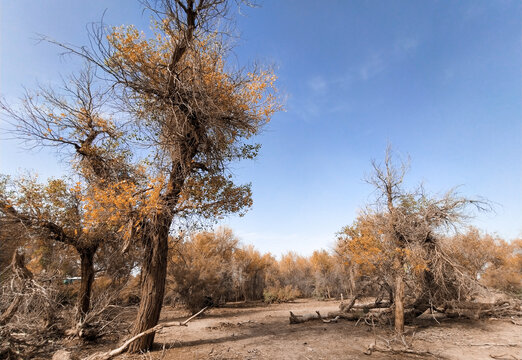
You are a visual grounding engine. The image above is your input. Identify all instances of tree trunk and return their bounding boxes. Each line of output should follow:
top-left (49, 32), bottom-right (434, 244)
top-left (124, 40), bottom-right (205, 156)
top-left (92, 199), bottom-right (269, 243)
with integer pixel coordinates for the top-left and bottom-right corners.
top-left (128, 220), bottom-right (170, 353)
top-left (349, 266), bottom-right (356, 296)
top-left (394, 274), bottom-right (405, 334)
top-left (77, 247), bottom-right (96, 322)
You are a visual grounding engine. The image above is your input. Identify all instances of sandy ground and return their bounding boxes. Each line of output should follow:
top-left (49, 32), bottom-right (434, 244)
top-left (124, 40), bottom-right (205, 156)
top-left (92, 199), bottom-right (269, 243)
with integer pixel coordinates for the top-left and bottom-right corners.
top-left (104, 299), bottom-right (522, 360)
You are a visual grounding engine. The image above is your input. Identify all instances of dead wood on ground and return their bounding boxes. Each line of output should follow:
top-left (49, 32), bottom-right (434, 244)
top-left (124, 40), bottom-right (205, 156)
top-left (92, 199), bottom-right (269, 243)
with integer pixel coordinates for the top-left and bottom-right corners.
top-left (83, 306), bottom-right (208, 360)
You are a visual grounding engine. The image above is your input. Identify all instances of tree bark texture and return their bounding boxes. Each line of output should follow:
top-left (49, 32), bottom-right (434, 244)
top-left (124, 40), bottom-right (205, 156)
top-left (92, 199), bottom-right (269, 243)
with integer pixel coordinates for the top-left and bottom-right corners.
top-left (128, 219), bottom-right (170, 353)
top-left (394, 274), bottom-right (405, 334)
top-left (78, 247), bottom-right (97, 321)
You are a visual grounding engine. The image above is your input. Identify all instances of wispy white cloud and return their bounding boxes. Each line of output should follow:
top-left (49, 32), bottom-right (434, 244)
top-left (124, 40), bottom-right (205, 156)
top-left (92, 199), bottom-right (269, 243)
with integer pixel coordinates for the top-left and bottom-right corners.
top-left (293, 73), bottom-right (353, 120)
top-left (293, 36), bottom-right (420, 119)
top-left (359, 53), bottom-right (386, 81)
top-left (358, 37), bottom-right (418, 81)
top-left (394, 37), bottom-right (419, 54)
top-left (307, 76), bottom-right (328, 93)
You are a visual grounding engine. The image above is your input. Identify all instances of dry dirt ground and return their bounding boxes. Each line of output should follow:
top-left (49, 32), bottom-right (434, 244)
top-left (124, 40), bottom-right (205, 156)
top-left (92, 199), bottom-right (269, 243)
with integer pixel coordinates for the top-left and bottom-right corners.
top-left (90, 299), bottom-right (521, 360)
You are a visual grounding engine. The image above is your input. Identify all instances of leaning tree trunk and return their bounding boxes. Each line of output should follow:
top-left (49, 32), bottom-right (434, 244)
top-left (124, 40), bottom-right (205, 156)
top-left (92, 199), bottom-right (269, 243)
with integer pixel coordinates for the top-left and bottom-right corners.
top-left (77, 246), bottom-right (97, 322)
top-left (128, 218), bottom-right (170, 353)
top-left (394, 274), bottom-right (405, 334)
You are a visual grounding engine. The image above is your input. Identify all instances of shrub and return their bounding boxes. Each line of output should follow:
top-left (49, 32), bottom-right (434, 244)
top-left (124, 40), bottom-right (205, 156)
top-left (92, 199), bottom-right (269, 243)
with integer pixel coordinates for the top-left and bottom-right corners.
top-left (117, 275), bottom-right (141, 306)
top-left (263, 285), bottom-right (300, 304)
top-left (168, 228), bottom-right (238, 313)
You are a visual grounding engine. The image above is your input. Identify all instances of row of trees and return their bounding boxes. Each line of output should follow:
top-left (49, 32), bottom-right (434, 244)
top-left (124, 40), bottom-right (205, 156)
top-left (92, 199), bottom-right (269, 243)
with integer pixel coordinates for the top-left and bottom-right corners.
top-left (167, 227), bottom-right (355, 311)
top-left (1, 167), bottom-right (520, 356)
top-left (4, 201), bottom-right (517, 310)
top-left (167, 223), bottom-right (520, 316)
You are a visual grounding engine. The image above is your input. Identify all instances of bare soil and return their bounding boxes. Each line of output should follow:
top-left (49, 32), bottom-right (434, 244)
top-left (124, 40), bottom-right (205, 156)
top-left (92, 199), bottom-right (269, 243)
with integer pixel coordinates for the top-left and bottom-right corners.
top-left (98, 298), bottom-right (522, 360)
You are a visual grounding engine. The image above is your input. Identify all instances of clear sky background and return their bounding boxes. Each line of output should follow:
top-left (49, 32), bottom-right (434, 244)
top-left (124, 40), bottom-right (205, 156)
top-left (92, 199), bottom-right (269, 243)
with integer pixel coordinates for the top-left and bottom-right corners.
top-left (1, 0), bottom-right (520, 257)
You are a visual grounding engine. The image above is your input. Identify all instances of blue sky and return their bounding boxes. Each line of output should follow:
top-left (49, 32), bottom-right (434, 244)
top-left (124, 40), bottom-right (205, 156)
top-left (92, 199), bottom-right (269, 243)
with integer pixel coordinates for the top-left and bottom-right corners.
top-left (1, 0), bottom-right (520, 257)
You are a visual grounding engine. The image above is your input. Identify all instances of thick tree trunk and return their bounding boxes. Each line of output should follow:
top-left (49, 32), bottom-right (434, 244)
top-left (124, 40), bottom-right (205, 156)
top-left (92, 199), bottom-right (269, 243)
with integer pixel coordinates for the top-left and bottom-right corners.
top-left (127, 132), bottom-right (195, 352)
top-left (349, 266), bottom-right (356, 296)
top-left (394, 274), bottom-right (405, 334)
top-left (128, 220), bottom-right (170, 353)
top-left (77, 247), bottom-right (96, 321)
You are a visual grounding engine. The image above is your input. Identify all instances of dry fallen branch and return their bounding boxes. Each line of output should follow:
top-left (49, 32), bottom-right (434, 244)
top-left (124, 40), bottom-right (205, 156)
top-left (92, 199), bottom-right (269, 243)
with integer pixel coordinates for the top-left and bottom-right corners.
top-left (83, 306), bottom-right (208, 360)
top-left (364, 332), bottom-right (447, 358)
top-left (468, 343), bottom-right (518, 347)
top-left (489, 354), bottom-right (520, 360)
top-left (510, 318), bottom-right (522, 326)
top-left (289, 311), bottom-right (321, 324)
top-left (339, 281), bottom-right (374, 312)
top-left (444, 300), bottom-right (522, 320)
top-left (321, 315), bottom-right (340, 324)
top-left (363, 343), bottom-right (447, 359)
top-left (289, 310), bottom-right (363, 324)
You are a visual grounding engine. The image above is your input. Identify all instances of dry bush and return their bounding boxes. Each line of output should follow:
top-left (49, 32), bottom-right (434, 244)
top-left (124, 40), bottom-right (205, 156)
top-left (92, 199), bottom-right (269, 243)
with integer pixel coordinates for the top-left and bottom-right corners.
top-left (440, 230), bottom-right (522, 297)
top-left (481, 238), bottom-right (522, 296)
top-left (309, 250), bottom-right (354, 300)
top-left (334, 148), bottom-right (499, 331)
top-left (67, 282), bottom-right (135, 342)
top-left (441, 228), bottom-right (498, 280)
top-left (0, 253), bottom-right (66, 359)
top-left (0, 248), bottom-right (136, 360)
top-left (117, 275), bottom-right (141, 306)
top-left (167, 227), bottom-right (275, 311)
top-left (263, 285), bottom-right (301, 304)
top-left (272, 252), bottom-right (314, 297)
top-left (168, 228), bottom-right (238, 313)
top-left (232, 245), bottom-right (274, 301)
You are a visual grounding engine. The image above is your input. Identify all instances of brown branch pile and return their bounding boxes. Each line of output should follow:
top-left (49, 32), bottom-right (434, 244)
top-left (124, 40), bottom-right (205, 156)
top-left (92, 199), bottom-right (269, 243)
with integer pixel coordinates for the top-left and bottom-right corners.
top-left (0, 251), bottom-right (64, 359)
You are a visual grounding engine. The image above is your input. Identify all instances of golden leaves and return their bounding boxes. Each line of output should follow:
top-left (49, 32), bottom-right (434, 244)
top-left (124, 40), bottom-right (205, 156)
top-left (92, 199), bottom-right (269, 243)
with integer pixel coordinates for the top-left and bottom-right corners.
top-left (106, 21), bottom-right (282, 126)
top-left (80, 175), bottom-right (167, 234)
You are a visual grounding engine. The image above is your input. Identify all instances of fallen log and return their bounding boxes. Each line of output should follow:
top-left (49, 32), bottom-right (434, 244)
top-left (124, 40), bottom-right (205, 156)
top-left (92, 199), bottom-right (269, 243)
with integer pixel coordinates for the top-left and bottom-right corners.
top-left (352, 302), bottom-right (392, 311)
top-left (327, 311), bottom-right (367, 320)
top-left (289, 310), bottom-right (365, 324)
top-left (289, 311), bottom-right (321, 324)
top-left (443, 300), bottom-right (521, 320)
top-left (291, 298), bottom-right (521, 326)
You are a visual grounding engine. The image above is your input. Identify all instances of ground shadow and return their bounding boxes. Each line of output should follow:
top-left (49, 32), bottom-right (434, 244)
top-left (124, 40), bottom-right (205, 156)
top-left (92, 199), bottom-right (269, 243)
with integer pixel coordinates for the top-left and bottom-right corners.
top-left (154, 320), bottom-right (360, 350)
